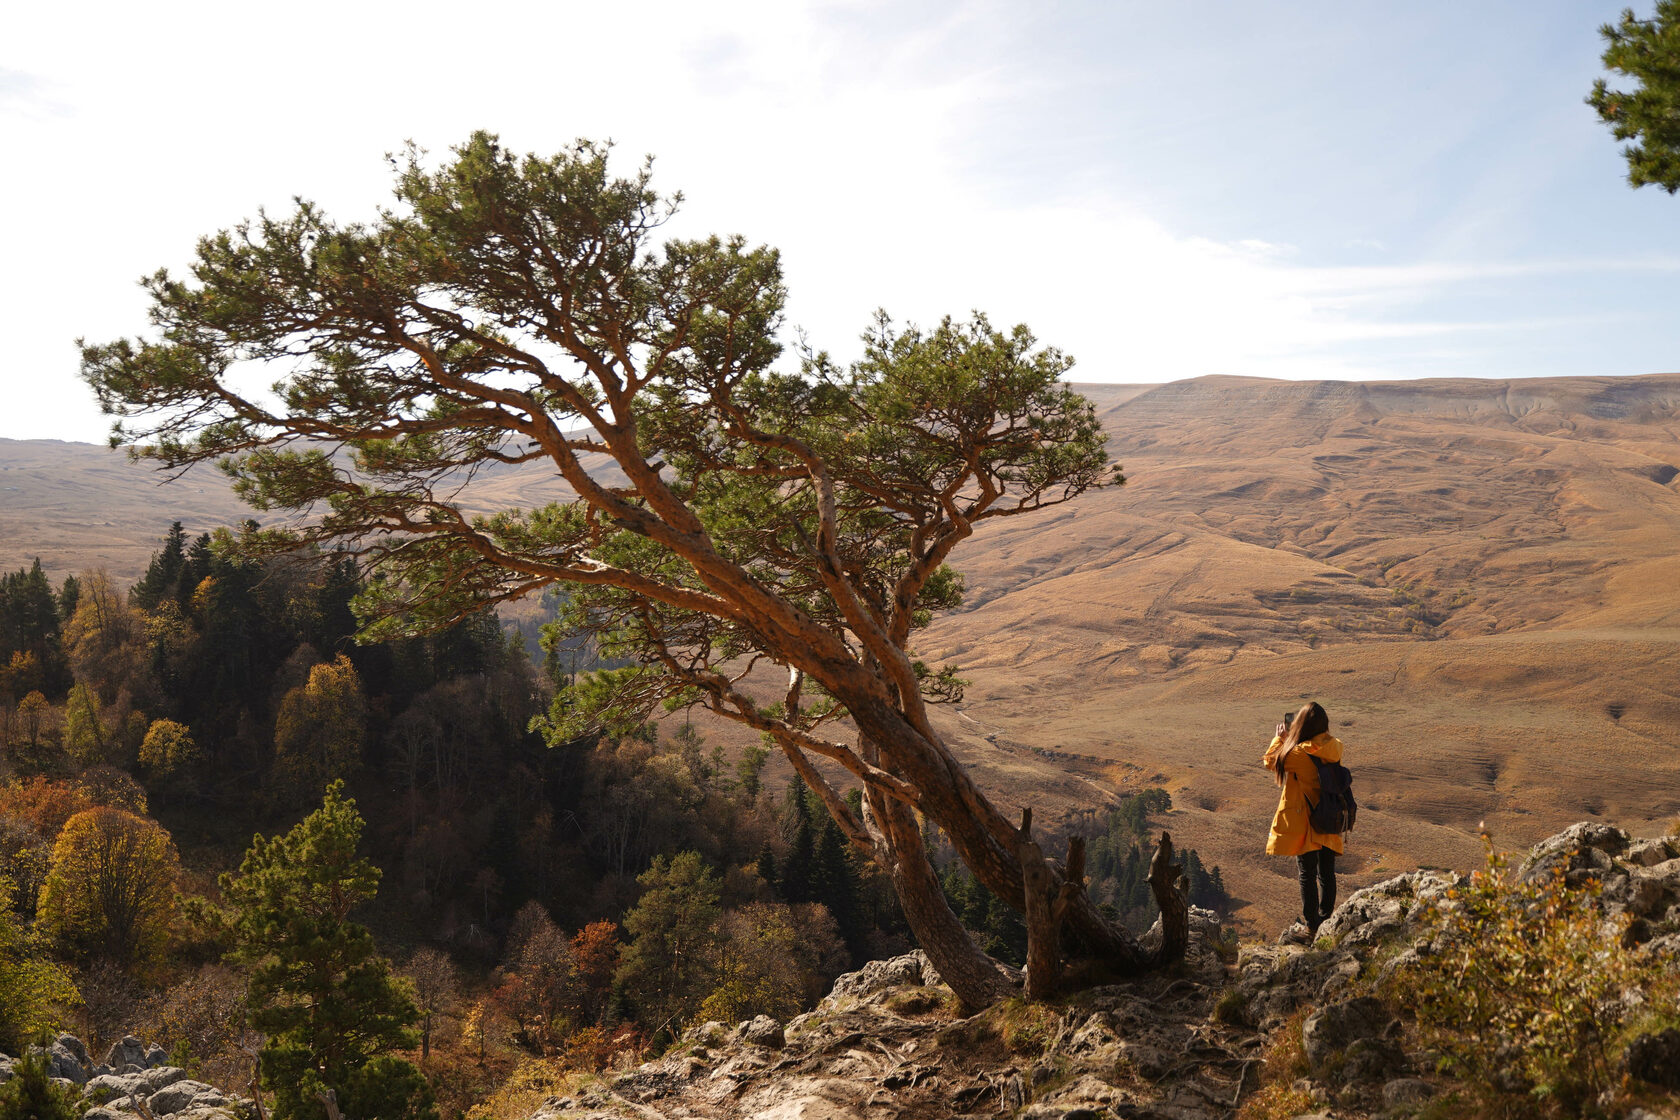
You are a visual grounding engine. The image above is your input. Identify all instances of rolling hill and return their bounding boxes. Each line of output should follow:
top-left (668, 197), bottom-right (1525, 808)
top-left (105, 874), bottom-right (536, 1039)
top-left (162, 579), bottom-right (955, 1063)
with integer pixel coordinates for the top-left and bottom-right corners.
top-left (5, 372), bottom-right (1678, 929)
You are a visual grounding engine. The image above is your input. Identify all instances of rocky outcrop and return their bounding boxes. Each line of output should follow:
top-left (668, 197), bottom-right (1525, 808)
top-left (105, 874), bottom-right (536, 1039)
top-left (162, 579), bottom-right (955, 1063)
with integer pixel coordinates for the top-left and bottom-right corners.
top-left (526, 824), bottom-right (1680, 1120)
top-left (0, 1035), bottom-right (251, 1120)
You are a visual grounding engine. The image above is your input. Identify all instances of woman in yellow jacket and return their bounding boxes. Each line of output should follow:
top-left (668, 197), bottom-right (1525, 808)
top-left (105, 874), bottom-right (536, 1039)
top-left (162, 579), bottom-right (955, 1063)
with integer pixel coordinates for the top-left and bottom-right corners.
top-left (1263, 700), bottom-right (1344, 936)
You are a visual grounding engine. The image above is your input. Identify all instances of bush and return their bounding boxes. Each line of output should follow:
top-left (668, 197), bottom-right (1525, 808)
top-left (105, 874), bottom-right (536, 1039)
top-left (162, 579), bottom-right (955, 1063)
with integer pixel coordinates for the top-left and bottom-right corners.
top-left (0, 1046), bottom-right (79, 1120)
top-left (1398, 834), bottom-right (1673, 1115)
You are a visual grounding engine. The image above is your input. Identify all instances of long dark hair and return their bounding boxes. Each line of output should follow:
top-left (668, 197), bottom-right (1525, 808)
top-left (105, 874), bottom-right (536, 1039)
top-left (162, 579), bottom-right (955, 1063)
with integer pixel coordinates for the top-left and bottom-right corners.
top-left (1274, 701), bottom-right (1329, 783)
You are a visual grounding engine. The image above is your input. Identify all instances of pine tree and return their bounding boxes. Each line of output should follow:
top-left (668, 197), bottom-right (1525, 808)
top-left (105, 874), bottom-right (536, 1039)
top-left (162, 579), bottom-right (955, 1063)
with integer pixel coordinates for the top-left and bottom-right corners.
top-left (217, 782), bottom-right (432, 1120)
top-left (133, 522), bottom-right (190, 611)
top-left (779, 777), bottom-right (815, 904)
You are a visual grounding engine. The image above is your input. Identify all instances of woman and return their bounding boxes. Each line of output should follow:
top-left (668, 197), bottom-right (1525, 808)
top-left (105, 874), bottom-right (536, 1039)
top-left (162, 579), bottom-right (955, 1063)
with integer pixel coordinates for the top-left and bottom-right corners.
top-left (1263, 701), bottom-right (1344, 937)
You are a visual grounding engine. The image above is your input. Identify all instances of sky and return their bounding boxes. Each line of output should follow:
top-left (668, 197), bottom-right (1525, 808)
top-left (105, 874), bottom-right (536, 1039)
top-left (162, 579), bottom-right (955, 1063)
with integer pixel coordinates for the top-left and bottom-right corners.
top-left (2, 0), bottom-right (1677, 444)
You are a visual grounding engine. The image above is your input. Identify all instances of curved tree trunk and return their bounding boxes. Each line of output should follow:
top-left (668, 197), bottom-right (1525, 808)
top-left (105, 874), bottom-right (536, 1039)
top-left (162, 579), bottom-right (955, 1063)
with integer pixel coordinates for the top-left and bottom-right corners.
top-left (857, 733), bottom-right (1015, 1011)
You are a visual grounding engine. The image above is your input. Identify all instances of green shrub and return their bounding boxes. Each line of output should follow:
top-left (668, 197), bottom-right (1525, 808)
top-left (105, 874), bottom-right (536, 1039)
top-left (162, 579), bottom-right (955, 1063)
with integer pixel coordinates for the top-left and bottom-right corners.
top-left (0, 1047), bottom-right (79, 1120)
top-left (1399, 834), bottom-right (1671, 1115)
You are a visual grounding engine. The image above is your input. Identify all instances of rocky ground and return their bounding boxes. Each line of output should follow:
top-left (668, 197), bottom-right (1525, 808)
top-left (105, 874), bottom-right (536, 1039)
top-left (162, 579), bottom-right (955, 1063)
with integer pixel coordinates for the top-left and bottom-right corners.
top-left (535, 823), bottom-right (1680, 1120)
top-left (0, 1034), bottom-right (250, 1120)
top-left (4, 822), bottom-right (1677, 1120)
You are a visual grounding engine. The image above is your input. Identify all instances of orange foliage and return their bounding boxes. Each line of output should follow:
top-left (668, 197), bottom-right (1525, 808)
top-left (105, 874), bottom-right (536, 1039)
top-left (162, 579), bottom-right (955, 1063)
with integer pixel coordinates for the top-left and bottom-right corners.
top-left (0, 777), bottom-right (97, 840)
top-left (569, 921), bottom-right (620, 1027)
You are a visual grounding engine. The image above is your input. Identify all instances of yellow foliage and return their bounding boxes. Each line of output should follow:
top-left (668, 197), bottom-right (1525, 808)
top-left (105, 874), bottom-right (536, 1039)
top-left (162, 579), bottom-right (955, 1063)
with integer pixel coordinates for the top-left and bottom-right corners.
top-left (36, 807), bottom-right (179, 974)
top-left (139, 718), bottom-right (200, 776)
top-left (0, 875), bottom-right (79, 1052)
top-left (272, 654), bottom-right (367, 805)
top-left (463, 1058), bottom-right (584, 1120)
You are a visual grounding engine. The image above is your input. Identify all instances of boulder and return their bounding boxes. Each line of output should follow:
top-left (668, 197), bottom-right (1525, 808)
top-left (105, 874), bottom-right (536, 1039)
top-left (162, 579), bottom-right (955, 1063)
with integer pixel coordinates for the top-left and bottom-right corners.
top-left (1624, 1027), bottom-right (1680, 1089)
top-left (740, 1015), bottom-right (785, 1050)
top-left (1517, 822), bottom-right (1629, 883)
top-left (35, 1036), bottom-right (89, 1085)
top-left (84, 1069), bottom-right (155, 1104)
top-left (1381, 1077), bottom-right (1435, 1107)
top-left (820, 950), bottom-right (941, 1008)
top-left (1625, 837), bottom-right (1677, 867)
top-left (54, 1033), bottom-right (89, 1069)
top-left (103, 1036), bottom-right (149, 1072)
top-left (147, 1077), bottom-right (224, 1115)
top-left (1301, 996), bottom-right (1394, 1069)
top-left (1339, 1036), bottom-right (1406, 1084)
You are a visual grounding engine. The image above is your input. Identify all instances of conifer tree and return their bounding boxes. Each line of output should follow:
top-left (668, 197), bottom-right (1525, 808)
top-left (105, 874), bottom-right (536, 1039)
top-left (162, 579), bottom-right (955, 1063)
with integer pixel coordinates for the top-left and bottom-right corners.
top-left (217, 782), bottom-right (432, 1120)
top-left (1590, 2), bottom-right (1680, 191)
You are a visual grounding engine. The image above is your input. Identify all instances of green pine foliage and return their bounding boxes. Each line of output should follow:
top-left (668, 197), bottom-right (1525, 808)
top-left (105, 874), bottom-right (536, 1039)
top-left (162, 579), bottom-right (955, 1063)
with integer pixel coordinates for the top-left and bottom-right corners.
top-left (0, 1046), bottom-right (79, 1120)
top-left (1590, 1), bottom-right (1680, 192)
top-left (0, 560), bottom-right (71, 699)
top-left (216, 782), bottom-right (433, 1120)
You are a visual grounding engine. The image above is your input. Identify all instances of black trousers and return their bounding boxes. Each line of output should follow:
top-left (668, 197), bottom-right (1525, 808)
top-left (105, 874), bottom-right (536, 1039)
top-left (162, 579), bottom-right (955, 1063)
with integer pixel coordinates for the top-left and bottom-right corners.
top-left (1297, 848), bottom-right (1337, 924)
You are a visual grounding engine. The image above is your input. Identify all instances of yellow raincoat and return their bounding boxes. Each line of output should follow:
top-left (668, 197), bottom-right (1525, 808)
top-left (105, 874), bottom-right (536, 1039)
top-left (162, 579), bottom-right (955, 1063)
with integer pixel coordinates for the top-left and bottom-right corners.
top-left (1263, 732), bottom-right (1345, 856)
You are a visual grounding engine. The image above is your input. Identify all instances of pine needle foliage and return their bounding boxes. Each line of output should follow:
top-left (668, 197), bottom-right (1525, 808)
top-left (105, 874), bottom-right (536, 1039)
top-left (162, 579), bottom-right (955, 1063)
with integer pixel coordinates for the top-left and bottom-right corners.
top-left (216, 781), bottom-right (433, 1120)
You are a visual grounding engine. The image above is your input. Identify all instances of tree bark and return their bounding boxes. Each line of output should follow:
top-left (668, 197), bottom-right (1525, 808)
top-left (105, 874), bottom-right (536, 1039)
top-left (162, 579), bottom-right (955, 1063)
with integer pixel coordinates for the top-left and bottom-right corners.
top-left (860, 736), bottom-right (1015, 1013)
top-left (1144, 830), bottom-right (1190, 967)
top-left (1017, 809), bottom-right (1061, 1000)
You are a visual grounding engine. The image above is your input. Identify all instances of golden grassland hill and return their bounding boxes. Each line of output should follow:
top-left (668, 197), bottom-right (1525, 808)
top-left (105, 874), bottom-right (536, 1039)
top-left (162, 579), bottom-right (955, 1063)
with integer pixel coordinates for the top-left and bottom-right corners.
top-left (5, 373), bottom-right (1679, 929)
top-left (916, 374), bottom-right (1680, 930)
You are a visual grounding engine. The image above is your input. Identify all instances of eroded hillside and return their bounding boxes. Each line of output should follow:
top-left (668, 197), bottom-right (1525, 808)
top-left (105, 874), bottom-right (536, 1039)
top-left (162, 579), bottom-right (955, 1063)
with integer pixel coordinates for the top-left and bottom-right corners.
top-left (6, 374), bottom-right (1679, 928)
top-left (917, 374), bottom-right (1680, 928)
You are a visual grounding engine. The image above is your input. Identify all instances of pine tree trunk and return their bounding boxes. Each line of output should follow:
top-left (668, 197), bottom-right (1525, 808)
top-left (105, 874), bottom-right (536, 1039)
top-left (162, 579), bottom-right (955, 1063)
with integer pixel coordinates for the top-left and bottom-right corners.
top-left (860, 733), bottom-right (1015, 1013)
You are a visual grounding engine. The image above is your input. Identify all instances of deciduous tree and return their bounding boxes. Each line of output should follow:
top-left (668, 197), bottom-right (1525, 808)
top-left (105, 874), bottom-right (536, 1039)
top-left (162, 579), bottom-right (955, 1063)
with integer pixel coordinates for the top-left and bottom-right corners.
top-left (272, 654), bottom-right (367, 806)
top-left (0, 874), bottom-right (79, 1052)
top-left (81, 132), bottom-right (1186, 1008)
top-left (36, 807), bottom-right (178, 973)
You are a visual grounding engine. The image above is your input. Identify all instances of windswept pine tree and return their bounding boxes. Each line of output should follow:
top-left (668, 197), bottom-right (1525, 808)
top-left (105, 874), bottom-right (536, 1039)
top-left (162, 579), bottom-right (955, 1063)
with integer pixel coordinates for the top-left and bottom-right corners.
top-left (81, 133), bottom-right (1188, 1006)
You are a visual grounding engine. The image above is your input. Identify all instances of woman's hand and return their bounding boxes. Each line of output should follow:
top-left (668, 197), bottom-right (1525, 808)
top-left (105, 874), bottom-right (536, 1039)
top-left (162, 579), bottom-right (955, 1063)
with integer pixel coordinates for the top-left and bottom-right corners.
top-left (1275, 721), bottom-right (1289, 739)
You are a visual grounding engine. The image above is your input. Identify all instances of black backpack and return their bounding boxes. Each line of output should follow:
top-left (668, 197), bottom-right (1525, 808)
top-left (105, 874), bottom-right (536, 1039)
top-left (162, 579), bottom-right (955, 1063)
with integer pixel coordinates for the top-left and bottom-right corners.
top-left (1307, 756), bottom-right (1357, 835)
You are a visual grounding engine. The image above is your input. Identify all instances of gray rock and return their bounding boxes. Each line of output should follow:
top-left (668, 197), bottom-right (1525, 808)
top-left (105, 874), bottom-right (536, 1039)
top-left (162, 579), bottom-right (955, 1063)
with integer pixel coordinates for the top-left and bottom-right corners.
top-left (0, 1056), bottom-right (12, 1084)
top-left (82, 1109), bottom-right (128, 1120)
top-left (1624, 1027), bottom-right (1680, 1089)
top-left (147, 1078), bottom-right (223, 1115)
top-left (1627, 873), bottom-right (1671, 918)
top-left (103, 1036), bottom-right (148, 1072)
top-left (1382, 1077), bottom-right (1435, 1107)
top-left (85, 1069), bottom-right (154, 1103)
top-left (820, 950), bottom-right (941, 1008)
top-left (55, 1033), bottom-right (89, 1069)
top-left (1517, 822), bottom-right (1630, 882)
top-left (1641, 931), bottom-right (1680, 962)
top-left (1302, 996), bottom-right (1394, 1069)
top-left (741, 1015), bottom-right (785, 1050)
top-left (144, 1044), bottom-right (168, 1068)
top-left (38, 1038), bottom-right (89, 1085)
top-left (1626, 837), bottom-right (1677, 867)
top-left (1638, 857), bottom-right (1680, 892)
top-left (1339, 1036), bottom-right (1406, 1084)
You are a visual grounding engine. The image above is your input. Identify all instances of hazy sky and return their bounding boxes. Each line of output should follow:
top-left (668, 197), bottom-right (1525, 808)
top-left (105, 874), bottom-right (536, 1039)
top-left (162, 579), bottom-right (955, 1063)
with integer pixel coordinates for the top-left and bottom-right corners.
top-left (2, 0), bottom-right (1675, 444)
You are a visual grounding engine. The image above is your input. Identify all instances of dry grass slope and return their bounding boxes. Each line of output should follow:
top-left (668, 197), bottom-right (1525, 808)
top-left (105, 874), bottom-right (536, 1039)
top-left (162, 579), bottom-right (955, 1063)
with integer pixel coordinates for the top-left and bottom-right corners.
top-left (5, 373), bottom-right (1678, 929)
